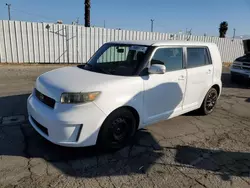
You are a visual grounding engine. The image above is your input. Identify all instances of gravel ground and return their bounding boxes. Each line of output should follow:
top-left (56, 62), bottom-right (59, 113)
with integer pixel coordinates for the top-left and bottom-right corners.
top-left (0, 65), bottom-right (250, 188)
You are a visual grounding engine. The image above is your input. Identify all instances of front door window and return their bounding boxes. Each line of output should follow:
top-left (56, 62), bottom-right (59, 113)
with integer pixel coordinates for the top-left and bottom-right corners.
top-left (151, 48), bottom-right (183, 71)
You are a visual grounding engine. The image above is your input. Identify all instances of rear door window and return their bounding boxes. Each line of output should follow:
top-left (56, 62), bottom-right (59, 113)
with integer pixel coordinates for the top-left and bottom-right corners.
top-left (187, 48), bottom-right (211, 68)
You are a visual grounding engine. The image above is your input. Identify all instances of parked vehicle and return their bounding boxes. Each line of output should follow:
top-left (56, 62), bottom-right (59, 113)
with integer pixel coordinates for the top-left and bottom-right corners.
top-left (230, 53), bottom-right (250, 81)
top-left (27, 40), bottom-right (222, 149)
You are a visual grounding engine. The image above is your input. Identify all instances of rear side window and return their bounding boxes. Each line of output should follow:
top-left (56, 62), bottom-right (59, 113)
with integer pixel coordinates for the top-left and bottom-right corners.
top-left (187, 48), bottom-right (211, 68)
top-left (151, 48), bottom-right (183, 71)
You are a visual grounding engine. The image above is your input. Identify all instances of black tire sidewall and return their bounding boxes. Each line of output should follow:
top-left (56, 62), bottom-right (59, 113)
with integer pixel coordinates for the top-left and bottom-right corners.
top-left (202, 88), bottom-right (218, 115)
top-left (97, 108), bottom-right (137, 150)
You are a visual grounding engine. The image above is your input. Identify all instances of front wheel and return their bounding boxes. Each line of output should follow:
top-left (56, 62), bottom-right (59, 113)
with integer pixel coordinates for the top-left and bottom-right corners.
top-left (199, 88), bottom-right (218, 115)
top-left (97, 108), bottom-right (137, 150)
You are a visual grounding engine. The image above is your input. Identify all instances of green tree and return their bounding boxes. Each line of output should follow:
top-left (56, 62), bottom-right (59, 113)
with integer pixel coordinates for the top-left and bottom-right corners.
top-left (85, 0), bottom-right (91, 27)
top-left (219, 21), bottom-right (228, 38)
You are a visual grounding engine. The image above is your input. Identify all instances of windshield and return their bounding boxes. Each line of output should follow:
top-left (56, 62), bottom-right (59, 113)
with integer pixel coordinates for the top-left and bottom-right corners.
top-left (78, 43), bottom-right (149, 76)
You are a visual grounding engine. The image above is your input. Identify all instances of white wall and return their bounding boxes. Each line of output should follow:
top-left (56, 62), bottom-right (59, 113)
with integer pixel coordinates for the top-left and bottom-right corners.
top-left (0, 20), bottom-right (245, 63)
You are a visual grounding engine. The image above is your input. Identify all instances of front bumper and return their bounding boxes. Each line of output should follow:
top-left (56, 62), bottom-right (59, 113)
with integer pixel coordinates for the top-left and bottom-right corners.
top-left (230, 67), bottom-right (250, 79)
top-left (27, 94), bottom-right (107, 147)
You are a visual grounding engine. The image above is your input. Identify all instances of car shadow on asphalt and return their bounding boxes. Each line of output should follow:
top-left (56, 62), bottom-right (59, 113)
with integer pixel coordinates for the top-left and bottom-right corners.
top-left (1, 84), bottom-right (249, 180)
top-left (0, 93), bottom-right (167, 178)
top-left (0, 82), bottom-right (185, 177)
top-left (0, 93), bottom-right (30, 118)
top-left (0, 121), bottom-right (164, 177)
top-left (172, 145), bottom-right (250, 181)
top-left (222, 73), bottom-right (250, 89)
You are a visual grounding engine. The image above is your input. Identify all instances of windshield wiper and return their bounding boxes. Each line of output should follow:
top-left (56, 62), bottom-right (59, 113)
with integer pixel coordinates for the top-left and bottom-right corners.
top-left (95, 66), bottom-right (111, 74)
top-left (77, 64), bottom-right (88, 69)
top-left (84, 63), bottom-right (111, 74)
top-left (78, 63), bottom-right (95, 70)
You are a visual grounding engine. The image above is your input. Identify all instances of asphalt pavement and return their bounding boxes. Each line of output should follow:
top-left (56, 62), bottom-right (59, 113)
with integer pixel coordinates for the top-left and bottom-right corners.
top-left (0, 64), bottom-right (250, 188)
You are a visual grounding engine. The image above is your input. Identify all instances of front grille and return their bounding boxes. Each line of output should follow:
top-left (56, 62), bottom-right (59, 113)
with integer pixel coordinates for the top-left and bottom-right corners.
top-left (242, 67), bottom-right (250, 71)
top-left (232, 65), bottom-right (241, 69)
top-left (35, 89), bottom-right (55, 108)
top-left (243, 63), bottom-right (250, 66)
top-left (31, 116), bottom-right (48, 136)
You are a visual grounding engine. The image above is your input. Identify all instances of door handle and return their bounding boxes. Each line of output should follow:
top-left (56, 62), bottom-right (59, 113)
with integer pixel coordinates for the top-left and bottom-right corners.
top-left (178, 75), bottom-right (185, 80)
top-left (207, 69), bottom-right (212, 74)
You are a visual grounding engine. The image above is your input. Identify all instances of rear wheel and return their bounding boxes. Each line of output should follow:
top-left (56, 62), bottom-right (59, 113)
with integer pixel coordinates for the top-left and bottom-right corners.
top-left (199, 88), bottom-right (218, 115)
top-left (97, 108), bottom-right (137, 150)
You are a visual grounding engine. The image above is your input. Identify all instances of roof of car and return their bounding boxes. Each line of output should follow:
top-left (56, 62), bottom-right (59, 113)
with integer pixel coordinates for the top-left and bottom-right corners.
top-left (109, 40), bottom-right (216, 47)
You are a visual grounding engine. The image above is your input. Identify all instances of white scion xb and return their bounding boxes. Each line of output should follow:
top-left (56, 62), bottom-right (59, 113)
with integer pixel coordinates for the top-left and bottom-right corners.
top-left (27, 40), bottom-right (222, 149)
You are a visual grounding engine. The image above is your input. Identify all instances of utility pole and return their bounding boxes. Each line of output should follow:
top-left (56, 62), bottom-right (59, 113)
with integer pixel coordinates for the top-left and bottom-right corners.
top-left (5, 3), bottom-right (11, 20)
top-left (104, 20), bottom-right (106, 28)
top-left (76, 17), bottom-right (79, 25)
top-left (84, 0), bottom-right (91, 27)
top-left (76, 17), bottom-right (79, 63)
top-left (186, 28), bottom-right (192, 41)
top-left (150, 19), bottom-right (154, 32)
top-left (233, 28), bottom-right (236, 40)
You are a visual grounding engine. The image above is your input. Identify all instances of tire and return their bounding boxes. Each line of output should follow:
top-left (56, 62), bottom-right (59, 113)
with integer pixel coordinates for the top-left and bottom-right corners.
top-left (199, 88), bottom-right (218, 115)
top-left (97, 108), bottom-right (137, 150)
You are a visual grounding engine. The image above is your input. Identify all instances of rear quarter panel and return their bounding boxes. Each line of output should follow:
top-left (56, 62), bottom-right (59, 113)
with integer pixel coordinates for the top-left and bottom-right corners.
top-left (196, 44), bottom-right (222, 107)
top-left (209, 44), bottom-right (222, 88)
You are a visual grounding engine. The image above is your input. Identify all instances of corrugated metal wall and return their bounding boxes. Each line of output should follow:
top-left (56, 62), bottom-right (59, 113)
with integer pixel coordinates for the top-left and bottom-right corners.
top-left (0, 20), bottom-right (245, 63)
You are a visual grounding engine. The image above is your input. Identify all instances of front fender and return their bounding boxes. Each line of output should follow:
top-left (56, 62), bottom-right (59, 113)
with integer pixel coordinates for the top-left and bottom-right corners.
top-left (93, 78), bottom-right (144, 127)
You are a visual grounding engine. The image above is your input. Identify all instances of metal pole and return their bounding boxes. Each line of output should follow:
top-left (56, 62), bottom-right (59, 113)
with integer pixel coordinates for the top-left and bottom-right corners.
top-left (104, 20), bottom-right (106, 28)
top-left (233, 28), bottom-right (236, 41)
top-left (150, 19), bottom-right (154, 32)
top-left (76, 17), bottom-right (79, 25)
top-left (76, 18), bottom-right (79, 63)
top-left (6, 3), bottom-right (11, 20)
top-left (66, 26), bottom-right (69, 63)
top-left (84, 0), bottom-right (91, 27)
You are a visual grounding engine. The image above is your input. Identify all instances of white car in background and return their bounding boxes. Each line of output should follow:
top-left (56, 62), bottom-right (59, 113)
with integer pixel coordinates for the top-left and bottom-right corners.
top-left (27, 40), bottom-right (222, 149)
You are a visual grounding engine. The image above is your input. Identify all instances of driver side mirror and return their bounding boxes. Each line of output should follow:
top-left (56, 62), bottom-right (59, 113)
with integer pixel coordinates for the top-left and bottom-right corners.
top-left (148, 64), bottom-right (166, 74)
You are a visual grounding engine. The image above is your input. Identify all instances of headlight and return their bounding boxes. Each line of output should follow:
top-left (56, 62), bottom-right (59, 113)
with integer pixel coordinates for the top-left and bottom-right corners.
top-left (61, 92), bottom-right (101, 104)
top-left (232, 65), bottom-right (241, 69)
top-left (232, 61), bottom-right (242, 69)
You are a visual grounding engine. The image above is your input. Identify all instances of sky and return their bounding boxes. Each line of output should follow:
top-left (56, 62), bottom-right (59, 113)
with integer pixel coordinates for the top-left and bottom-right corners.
top-left (0, 0), bottom-right (250, 37)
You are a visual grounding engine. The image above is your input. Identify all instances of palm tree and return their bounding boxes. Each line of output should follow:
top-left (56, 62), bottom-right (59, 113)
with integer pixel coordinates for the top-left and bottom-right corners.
top-left (85, 0), bottom-right (91, 27)
top-left (219, 21), bottom-right (228, 38)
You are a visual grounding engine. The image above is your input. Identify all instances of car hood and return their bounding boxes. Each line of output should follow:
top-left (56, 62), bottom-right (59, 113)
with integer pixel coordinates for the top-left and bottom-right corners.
top-left (36, 66), bottom-right (124, 101)
top-left (236, 55), bottom-right (250, 62)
